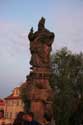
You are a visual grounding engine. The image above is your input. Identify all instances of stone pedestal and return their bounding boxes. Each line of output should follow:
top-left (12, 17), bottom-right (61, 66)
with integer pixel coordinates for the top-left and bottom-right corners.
top-left (31, 101), bottom-right (45, 123)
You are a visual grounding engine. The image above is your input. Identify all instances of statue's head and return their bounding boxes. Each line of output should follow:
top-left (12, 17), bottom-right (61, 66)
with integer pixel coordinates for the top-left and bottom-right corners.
top-left (38, 17), bottom-right (45, 31)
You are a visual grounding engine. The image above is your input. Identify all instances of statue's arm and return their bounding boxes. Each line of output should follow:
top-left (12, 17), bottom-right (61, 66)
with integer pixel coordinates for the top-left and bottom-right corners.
top-left (28, 27), bottom-right (34, 41)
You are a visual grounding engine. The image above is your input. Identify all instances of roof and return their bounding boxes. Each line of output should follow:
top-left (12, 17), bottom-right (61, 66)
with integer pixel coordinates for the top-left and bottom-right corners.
top-left (4, 94), bottom-right (21, 100)
top-left (4, 87), bottom-right (21, 100)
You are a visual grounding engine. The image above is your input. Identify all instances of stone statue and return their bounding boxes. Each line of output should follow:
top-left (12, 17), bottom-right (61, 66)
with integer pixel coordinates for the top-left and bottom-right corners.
top-left (25, 17), bottom-right (55, 123)
top-left (28, 17), bottom-right (54, 68)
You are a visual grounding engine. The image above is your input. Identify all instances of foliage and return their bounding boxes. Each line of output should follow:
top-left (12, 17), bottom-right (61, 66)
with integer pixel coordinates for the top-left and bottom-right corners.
top-left (50, 47), bottom-right (83, 125)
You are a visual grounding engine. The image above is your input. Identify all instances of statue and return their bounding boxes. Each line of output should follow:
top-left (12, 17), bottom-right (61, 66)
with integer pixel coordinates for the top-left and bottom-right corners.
top-left (25, 17), bottom-right (55, 123)
top-left (28, 17), bottom-right (54, 68)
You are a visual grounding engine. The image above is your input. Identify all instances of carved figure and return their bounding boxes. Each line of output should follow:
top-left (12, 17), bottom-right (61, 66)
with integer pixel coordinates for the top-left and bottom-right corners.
top-left (28, 17), bottom-right (54, 68)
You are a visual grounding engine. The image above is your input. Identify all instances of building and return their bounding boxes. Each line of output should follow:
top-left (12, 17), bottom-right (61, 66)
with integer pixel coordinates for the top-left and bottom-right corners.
top-left (0, 98), bottom-right (5, 111)
top-left (4, 87), bottom-right (24, 121)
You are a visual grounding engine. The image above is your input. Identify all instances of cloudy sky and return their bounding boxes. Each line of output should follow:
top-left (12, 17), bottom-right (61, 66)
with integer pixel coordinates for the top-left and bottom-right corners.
top-left (0, 0), bottom-right (83, 97)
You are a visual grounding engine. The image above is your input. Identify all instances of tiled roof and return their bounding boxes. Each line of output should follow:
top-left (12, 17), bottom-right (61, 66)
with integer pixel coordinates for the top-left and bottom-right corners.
top-left (4, 95), bottom-right (21, 100)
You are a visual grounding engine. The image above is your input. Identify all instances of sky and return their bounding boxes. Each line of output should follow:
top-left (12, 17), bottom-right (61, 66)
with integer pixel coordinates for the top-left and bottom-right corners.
top-left (0, 0), bottom-right (83, 97)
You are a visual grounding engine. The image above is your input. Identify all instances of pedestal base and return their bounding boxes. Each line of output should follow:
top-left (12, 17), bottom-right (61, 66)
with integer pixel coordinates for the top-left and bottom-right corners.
top-left (31, 101), bottom-right (45, 123)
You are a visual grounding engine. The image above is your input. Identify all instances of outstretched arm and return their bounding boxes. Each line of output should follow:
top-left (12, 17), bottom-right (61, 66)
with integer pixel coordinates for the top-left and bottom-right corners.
top-left (28, 27), bottom-right (34, 41)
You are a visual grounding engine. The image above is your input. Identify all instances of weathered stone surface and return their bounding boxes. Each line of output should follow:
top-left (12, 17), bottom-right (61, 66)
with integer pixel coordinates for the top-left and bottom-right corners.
top-left (28, 17), bottom-right (54, 68)
top-left (25, 17), bottom-right (55, 123)
top-left (31, 101), bottom-right (45, 123)
top-left (27, 88), bottom-right (52, 102)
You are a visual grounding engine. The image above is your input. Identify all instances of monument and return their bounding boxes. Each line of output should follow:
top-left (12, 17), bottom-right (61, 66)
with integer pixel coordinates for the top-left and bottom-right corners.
top-left (25, 17), bottom-right (55, 123)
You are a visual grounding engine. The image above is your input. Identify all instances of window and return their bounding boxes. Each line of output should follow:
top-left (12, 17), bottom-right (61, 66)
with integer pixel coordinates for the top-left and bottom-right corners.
top-left (5, 112), bottom-right (8, 118)
top-left (16, 100), bottom-right (19, 106)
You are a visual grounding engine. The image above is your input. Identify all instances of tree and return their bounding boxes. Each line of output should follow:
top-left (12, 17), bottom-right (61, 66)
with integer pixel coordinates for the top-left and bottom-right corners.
top-left (50, 47), bottom-right (83, 125)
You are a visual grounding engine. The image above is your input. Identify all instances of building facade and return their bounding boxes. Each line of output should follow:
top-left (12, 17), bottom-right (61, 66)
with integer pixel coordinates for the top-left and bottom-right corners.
top-left (4, 87), bottom-right (24, 122)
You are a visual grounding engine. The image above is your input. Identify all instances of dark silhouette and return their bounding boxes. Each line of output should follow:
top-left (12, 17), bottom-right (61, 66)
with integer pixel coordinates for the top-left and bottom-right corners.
top-left (23, 112), bottom-right (41, 125)
top-left (13, 112), bottom-right (25, 125)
